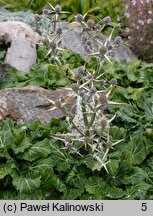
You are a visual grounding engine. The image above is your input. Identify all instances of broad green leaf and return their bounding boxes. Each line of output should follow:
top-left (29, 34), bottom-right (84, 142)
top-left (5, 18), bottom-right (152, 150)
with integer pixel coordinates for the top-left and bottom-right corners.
top-left (12, 175), bottom-right (41, 194)
top-left (66, 165), bottom-right (87, 188)
top-left (30, 158), bottom-right (54, 175)
top-left (0, 129), bottom-right (15, 149)
top-left (127, 134), bottom-right (147, 165)
top-left (140, 63), bottom-right (153, 84)
top-left (144, 128), bottom-right (153, 140)
top-left (122, 167), bottom-right (146, 185)
top-left (117, 105), bottom-right (138, 124)
top-left (125, 182), bottom-right (152, 200)
top-left (0, 119), bottom-right (31, 154)
top-left (0, 191), bottom-right (18, 200)
top-left (145, 156), bottom-right (153, 171)
top-left (111, 86), bottom-right (129, 102)
top-left (62, 187), bottom-right (84, 200)
top-left (56, 78), bottom-right (68, 87)
top-left (20, 139), bottom-right (51, 161)
top-left (40, 169), bottom-right (55, 190)
top-left (0, 162), bottom-right (16, 180)
top-left (107, 159), bottom-right (120, 176)
top-left (142, 167), bottom-right (153, 185)
top-left (126, 65), bottom-right (140, 82)
top-left (91, 160), bottom-right (103, 172)
top-left (144, 132), bottom-right (153, 153)
top-left (13, 134), bottom-right (31, 154)
top-left (144, 98), bottom-right (153, 121)
top-left (127, 87), bottom-right (146, 100)
top-left (85, 176), bottom-right (109, 195)
top-left (106, 186), bottom-right (125, 199)
top-left (109, 126), bottom-right (125, 141)
top-left (49, 119), bottom-right (68, 135)
top-left (80, 155), bottom-right (97, 169)
top-left (50, 142), bottom-right (74, 171)
top-left (55, 178), bottom-right (67, 194)
top-left (80, 193), bottom-right (96, 200)
top-left (0, 189), bottom-right (45, 200)
top-left (0, 68), bottom-right (28, 89)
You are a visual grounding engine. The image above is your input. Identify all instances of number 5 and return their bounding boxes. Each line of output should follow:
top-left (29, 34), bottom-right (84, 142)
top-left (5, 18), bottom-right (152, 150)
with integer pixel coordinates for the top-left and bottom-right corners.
top-left (141, 203), bottom-right (147, 211)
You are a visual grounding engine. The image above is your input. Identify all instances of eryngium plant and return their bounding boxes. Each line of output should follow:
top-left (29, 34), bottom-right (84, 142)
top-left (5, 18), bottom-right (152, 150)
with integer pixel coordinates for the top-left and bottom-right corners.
top-left (127, 0), bottom-right (153, 62)
top-left (42, 4), bottom-right (123, 172)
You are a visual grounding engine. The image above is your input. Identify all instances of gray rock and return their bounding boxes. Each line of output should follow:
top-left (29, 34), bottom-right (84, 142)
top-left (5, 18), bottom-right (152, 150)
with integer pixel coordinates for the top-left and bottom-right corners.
top-left (0, 12), bottom-right (137, 64)
top-left (0, 21), bottom-right (41, 73)
top-left (0, 11), bottom-right (52, 36)
top-left (61, 25), bottom-right (137, 63)
top-left (0, 86), bottom-right (71, 125)
top-left (113, 46), bottom-right (137, 63)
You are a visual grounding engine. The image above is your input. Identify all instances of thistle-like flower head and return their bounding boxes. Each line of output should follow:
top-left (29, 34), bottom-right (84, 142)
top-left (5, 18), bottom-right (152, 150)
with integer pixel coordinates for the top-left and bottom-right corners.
top-left (103, 16), bottom-right (111, 24)
top-left (43, 9), bottom-right (49, 15)
top-left (75, 14), bottom-right (84, 22)
top-left (114, 36), bottom-right (122, 45)
top-left (87, 19), bottom-right (95, 28)
top-left (54, 4), bottom-right (62, 14)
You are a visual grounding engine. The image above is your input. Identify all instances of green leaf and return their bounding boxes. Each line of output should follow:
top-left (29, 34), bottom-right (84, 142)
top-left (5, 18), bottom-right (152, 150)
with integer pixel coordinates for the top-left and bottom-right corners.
top-left (117, 105), bottom-right (138, 124)
top-left (125, 182), bottom-right (152, 200)
top-left (66, 165), bottom-right (87, 188)
top-left (107, 159), bottom-right (120, 176)
top-left (90, 160), bottom-right (103, 172)
top-left (122, 167), bottom-right (146, 185)
top-left (12, 175), bottom-right (41, 194)
top-left (109, 126), bottom-right (125, 141)
top-left (80, 155), bottom-right (97, 169)
top-left (144, 130), bottom-right (153, 153)
top-left (142, 167), bottom-right (153, 185)
top-left (0, 161), bottom-right (16, 180)
top-left (55, 178), bottom-right (67, 194)
top-left (140, 63), bottom-right (153, 84)
top-left (62, 187), bottom-right (84, 200)
top-left (144, 98), bottom-right (153, 121)
top-left (127, 134), bottom-right (147, 165)
top-left (40, 169), bottom-right (55, 190)
top-left (0, 68), bottom-right (28, 89)
top-left (13, 134), bottom-right (31, 154)
top-left (126, 64), bottom-right (141, 82)
top-left (127, 87), bottom-right (146, 100)
top-left (20, 138), bottom-right (51, 161)
top-left (145, 156), bottom-right (153, 171)
top-left (85, 176), bottom-right (109, 195)
top-left (106, 186), bottom-right (125, 199)
top-left (30, 156), bottom-right (56, 191)
top-left (0, 189), bottom-right (45, 200)
top-left (56, 78), bottom-right (68, 86)
top-left (111, 86), bottom-right (129, 102)
top-left (0, 191), bottom-right (18, 200)
top-left (50, 141), bottom-right (74, 171)
top-left (30, 157), bottom-right (54, 175)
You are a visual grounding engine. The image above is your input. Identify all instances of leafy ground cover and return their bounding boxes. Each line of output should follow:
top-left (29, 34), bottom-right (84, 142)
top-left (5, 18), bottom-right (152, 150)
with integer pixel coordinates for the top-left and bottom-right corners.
top-left (0, 1), bottom-right (153, 200)
top-left (0, 47), bottom-right (153, 199)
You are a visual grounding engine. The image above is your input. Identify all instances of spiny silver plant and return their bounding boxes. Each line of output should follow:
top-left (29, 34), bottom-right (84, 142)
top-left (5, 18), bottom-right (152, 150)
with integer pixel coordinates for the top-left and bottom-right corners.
top-left (35, 3), bottom-right (67, 62)
top-left (40, 4), bottom-right (124, 172)
top-left (48, 68), bottom-right (123, 172)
